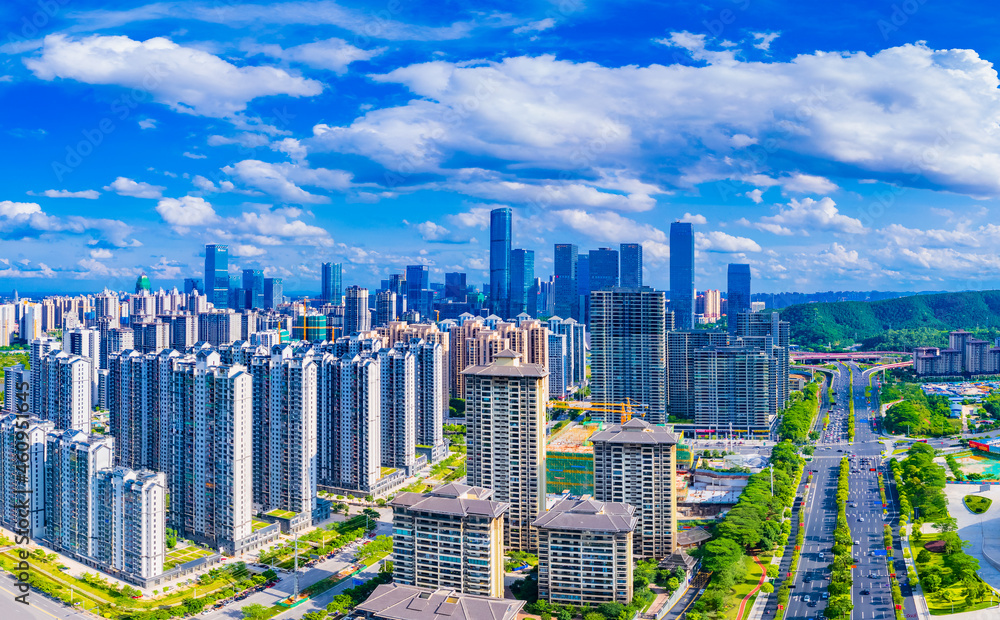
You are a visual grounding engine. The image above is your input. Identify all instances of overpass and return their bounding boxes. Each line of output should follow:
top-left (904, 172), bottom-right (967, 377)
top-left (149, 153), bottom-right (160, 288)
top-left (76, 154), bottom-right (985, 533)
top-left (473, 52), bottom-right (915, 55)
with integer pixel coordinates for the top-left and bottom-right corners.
top-left (791, 351), bottom-right (910, 363)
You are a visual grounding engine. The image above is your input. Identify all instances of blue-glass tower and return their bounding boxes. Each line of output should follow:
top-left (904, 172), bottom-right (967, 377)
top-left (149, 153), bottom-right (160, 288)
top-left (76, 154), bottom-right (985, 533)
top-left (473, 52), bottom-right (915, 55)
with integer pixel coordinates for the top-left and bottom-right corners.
top-left (204, 244), bottom-right (229, 309)
top-left (619, 243), bottom-right (643, 288)
top-left (670, 222), bottom-right (695, 329)
top-left (321, 262), bottom-right (343, 303)
top-left (553, 243), bottom-right (579, 320)
top-left (727, 263), bottom-right (752, 335)
top-left (242, 269), bottom-right (264, 309)
top-left (510, 249), bottom-right (534, 316)
top-left (490, 207), bottom-right (512, 318)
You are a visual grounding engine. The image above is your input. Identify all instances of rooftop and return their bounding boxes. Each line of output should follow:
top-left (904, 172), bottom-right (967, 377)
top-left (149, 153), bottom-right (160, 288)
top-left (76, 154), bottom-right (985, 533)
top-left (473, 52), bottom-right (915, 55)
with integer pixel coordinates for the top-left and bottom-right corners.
top-left (462, 349), bottom-right (548, 378)
top-left (390, 482), bottom-right (510, 519)
top-left (356, 584), bottom-right (524, 620)
top-left (589, 418), bottom-right (678, 445)
top-left (533, 496), bottom-right (637, 533)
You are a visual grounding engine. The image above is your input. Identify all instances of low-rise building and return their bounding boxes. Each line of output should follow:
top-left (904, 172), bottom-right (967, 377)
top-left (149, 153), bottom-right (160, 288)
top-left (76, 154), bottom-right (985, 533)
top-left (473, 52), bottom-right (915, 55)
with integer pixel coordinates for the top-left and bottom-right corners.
top-left (355, 584), bottom-right (524, 620)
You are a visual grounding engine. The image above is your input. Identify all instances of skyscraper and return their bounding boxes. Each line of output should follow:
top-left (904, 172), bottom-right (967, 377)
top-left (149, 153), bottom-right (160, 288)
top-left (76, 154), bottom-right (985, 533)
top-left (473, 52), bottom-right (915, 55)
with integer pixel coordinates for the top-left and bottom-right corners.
top-left (590, 288), bottom-right (667, 423)
top-left (204, 244), bottom-right (229, 310)
top-left (510, 249), bottom-right (534, 317)
top-left (727, 264), bottom-right (752, 335)
top-left (242, 269), bottom-right (264, 309)
top-left (445, 272), bottom-right (467, 300)
top-left (553, 244), bottom-right (579, 321)
top-left (669, 222), bottom-right (695, 329)
top-left (344, 286), bottom-right (371, 334)
top-left (464, 350), bottom-right (547, 551)
top-left (490, 207), bottom-right (512, 318)
top-left (405, 265), bottom-right (430, 318)
top-left (619, 243), bottom-right (643, 288)
top-left (667, 330), bottom-right (729, 420)
top-left (589, 247), bottom-right (619, 291)
top-left (321, 262), bottom-right (343, 304)
top-left (694, 344), bottom-right (772, 432)
top-left (263, 277), bottom-right (282, 309)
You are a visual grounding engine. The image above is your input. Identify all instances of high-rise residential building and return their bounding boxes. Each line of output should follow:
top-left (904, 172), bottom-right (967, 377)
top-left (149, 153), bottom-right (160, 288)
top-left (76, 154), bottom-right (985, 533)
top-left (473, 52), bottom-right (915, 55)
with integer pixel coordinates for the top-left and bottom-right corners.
top-left (590, 288), bottom-right (667, 423)
top-left (30, 335), bottom-right (61, 416)
top-left (94, 468), bottom-right (167, 580)
top-left (242, 269), bottom-right (264, 309)
top-left (553, 244), bottom-right (579, 321)
top-left (667, 330), bottom-right (728, 420)
top-left (0, 415), bottom-right (54, 538)
top-left (547, 317), bottom-right (587, 387)
top-left (38, 350), bottom-right (93, 433)
top-left (108, 349), bottom-right (178, 472)
top-left (2, 363), bottom-right (28, 415)
top-left (317, 351), bottom-right (382, 495)
top-left (727, 264), bottom-right (751, 335)
top-left (699, 289), bottom-right (721, 322)
top-left (694, 344), bottom-right (772, 432)
top-left (445, 272), bottom-right (467, 301)
top-left (464, 350), bottom-right (547, 551)
top-left (344, 286), bottom-right (371, 334)
top-left (63, 327), bottom-right (101, 404)
top-left (510, 249), bottom-right (534, 317)
top-left (167, 314), bottom-right (199, 350)
top-left (735, 311), bottom-right (790, 416)
top-left (489, 207), bottom-right (512, 318)
top-left (375, 290), bottom-right (397, 327)
top-left (390, 483), bottom-right (508, 598)
top-left (378, 345), bottom-right (415, 475)
top-left (589, 247), bottom-right (619, 291)
top-left (387, 273), bottom-right (407, 318)
top-left (321, 262), bottom-right (343, 303)
top-left (44, 429), bottom-right (114, 557)
top-left (405, 265), bottom-right (431, 318)
top-left (168, 352), bottom-right (265, 553)
top-left (263, 277), bottom-right (283, 309)
top-left (21, 303), bottom-right (43, 342)
top-left (204, 244), bottom-right (230, 310)
top-left (669, 222), bottom-right (695, 329)
top-left (0, 303), bottom-right (15, 346)
top-left (534, 497), bottom-right (637, 604)
top-left (619, 243), bottom-right (643, 289)
top-left (198, 310), bottom-right (242, 346)
top-left (547, 332), bottom-right (567, 397)
top-left (263, 350), bottom-right (317, 516)
top-left (591, 418), bottom-right (678, 558)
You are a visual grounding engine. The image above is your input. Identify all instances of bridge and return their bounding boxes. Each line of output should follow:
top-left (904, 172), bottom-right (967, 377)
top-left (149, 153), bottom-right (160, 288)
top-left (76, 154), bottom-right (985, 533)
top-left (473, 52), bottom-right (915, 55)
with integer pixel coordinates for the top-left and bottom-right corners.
top-left (790, 351), bottom-right (910, 363)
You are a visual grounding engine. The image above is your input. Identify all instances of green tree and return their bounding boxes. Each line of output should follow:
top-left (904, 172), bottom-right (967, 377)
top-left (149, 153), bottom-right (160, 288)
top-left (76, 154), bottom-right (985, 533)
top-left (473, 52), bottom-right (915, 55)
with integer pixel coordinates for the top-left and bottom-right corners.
top-left (700, 538), bottom-right (744, 573)
top-left (760, 582), bottom-right (774, 593)
top-left (596, 602), bottom-right (624, 619)
top-left (922, 574), bottom-right (942, 593)
top-left (917, 548), bottom-right (931, 563)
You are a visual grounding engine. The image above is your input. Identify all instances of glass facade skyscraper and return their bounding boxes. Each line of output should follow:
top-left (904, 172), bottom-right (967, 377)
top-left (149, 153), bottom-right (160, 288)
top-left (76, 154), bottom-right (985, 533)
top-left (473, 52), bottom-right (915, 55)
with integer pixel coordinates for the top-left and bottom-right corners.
top-left (321, 262), bottom-right (343, 304)
top-left (669, 222), bottom-right (695, 329)
top-left (445, 272), bottom-right (467, 301)
top-left (204, 244), bottom-right (229, 310)
top-left (553, 244), bottom-right (579, 321)
top-left (727, 263), bottom-right (751, 335)
top-left (588, 248), bottom-right (619, 291)
top-left (510, 249), bottom-right (534, 316)
top-left (490, 207), bottom-right (512, 318)
top-left (242, 269), bottom-right (264, 309)
top-left (405, 265), bottom-right (431, 318)
top-left (619, 243), bottom-right (643, 288)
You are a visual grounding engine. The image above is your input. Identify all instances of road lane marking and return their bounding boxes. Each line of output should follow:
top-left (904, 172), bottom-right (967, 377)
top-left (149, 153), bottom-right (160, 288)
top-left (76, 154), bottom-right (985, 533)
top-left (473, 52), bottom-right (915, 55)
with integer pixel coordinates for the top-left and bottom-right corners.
top-left (0, 583), bottom-right (62, 619)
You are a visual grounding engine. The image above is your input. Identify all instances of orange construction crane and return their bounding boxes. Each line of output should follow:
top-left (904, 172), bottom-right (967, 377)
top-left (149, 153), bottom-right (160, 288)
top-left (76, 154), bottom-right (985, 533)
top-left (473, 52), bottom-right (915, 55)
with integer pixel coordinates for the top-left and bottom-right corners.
top-left (551, 399), bottom-right (647, 424)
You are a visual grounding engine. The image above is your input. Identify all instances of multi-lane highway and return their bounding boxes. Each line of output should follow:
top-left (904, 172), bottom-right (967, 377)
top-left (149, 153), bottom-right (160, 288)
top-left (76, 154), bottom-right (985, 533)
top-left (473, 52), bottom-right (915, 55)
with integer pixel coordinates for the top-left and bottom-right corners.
top-left (783, 361), bottom-right (918, 620)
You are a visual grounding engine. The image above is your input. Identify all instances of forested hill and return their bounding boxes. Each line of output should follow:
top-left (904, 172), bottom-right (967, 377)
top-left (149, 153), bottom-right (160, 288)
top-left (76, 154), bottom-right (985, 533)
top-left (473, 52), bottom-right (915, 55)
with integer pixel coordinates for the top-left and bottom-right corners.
top-left (779, 290), bottom-right (1000, 351)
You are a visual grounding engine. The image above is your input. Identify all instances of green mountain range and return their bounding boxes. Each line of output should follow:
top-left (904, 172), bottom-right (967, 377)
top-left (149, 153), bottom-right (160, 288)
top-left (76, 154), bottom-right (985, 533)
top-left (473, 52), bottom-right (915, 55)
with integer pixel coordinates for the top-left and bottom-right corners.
top-left (779, 290), bottom-right (1000, 351)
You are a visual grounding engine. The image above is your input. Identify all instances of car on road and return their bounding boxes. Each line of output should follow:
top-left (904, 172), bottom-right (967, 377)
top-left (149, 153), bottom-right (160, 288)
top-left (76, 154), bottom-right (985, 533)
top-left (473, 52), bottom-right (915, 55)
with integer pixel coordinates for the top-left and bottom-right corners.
top-left (808, 600), bottom-right (818, 607)
top-left (857, 517), bottom-right (864, 522)
top-left (859, 589), bottom-right (870, 595)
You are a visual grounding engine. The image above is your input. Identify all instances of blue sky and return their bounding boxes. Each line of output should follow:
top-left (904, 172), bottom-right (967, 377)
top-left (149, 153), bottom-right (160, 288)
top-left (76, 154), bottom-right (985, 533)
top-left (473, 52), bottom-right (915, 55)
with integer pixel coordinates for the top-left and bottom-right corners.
top-left (1, 0), bottom-right (1000, 294)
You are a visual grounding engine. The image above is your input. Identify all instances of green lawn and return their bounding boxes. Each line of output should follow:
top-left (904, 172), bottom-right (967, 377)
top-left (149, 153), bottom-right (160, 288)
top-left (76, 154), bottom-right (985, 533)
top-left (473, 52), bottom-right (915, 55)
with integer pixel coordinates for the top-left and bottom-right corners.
top-left (380, 467), bottom-right (397, 477)
top-left (963, 495), bottom-right (993, 514)
top-left (724, 555), bottom-right (765, 620)
top-left (265, 509), bottom-right (297, 519)
top-left (910, 537), bottom-right (996, 615)
top-left (163, 544), bottom-right (214, 570)
top-left (252, 519), bottom-right (271, 532)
